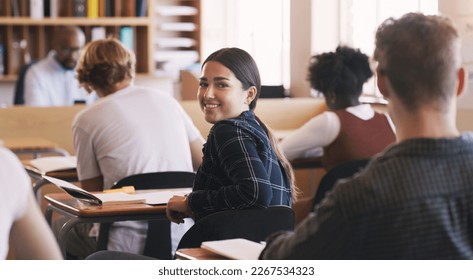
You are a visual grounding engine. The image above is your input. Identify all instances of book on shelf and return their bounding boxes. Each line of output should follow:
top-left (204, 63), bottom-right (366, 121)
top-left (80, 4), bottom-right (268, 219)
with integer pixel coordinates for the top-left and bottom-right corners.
top-left (73, 0), bottom-right (86, 17)
top-left (10, 0), bottom-right (20, 17)
top-left (160, 22), bottom-right (196, 32)
top-left (120, 26), bottom-right (134, 52)
top-left (43, 0), bottom-right (57, 18)
top-left (124, 0), bottom-right (135, 17)
top-left (200, 239), bottom-right (265, 260)
top-left (28, 156), bottom-right (77, 175)
top-left (42, 175), bottom-right (192, 206)
top-left (156, 5), bottom-right (198, 16)
top-left (113, 0), bottom-right (121, 17)
top-left (136, 0), bottom-right (147, 17)
top-left (155, 37), bottom-right (196, 48)
top-left (87, 0), bottom-right (99, 18)
top-left (91, 27), bottom-right (106, 41)
top-left (0, 44), bottom-right (4, 76)
top-left (30, 0), bottom-right (44, 19)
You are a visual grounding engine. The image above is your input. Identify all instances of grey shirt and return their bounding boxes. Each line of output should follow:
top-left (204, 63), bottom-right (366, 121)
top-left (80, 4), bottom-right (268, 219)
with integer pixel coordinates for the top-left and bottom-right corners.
top-left (261, 133), bottom-right (473, 259)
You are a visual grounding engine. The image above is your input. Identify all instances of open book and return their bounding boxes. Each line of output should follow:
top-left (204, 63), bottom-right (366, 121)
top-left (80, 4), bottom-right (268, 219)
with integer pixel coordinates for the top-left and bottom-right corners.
top-left (29, 156), bottom-right (77, 174)
top-left (42, 175), bottom-right (191, 206)
top-left (201, 238), bottom-right (265, 260)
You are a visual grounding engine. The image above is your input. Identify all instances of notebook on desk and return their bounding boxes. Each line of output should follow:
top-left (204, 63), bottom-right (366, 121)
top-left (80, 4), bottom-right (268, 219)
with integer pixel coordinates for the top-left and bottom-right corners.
top-left (42, 175), bottom-right (191, 206)
top-left (29, 156), bottom-right (77, 174)
top-left (200, 238), bottom-right (265, 260)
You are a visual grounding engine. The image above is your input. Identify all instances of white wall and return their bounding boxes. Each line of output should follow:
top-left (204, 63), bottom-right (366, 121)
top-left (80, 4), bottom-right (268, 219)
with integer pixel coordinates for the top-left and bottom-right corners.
top-left (289, 0), bottom-right (312, 97)
top-left (439, 0), bottom-right (473, 131)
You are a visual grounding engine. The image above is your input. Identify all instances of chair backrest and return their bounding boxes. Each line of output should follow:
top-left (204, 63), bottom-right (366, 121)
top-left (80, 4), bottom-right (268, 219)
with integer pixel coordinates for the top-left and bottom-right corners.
top-left (175, 206), bottom-right (295, 254)
top-left (312, 158), bottom-right (370, 208)
top-left (260, 85), bottom-right (286, 98)
top-left (14, 60), bottom-right (38, 105)
top-left (97, 171), bottom-right (196, 260)
top-left (113, 171), bottom-right (195, 190)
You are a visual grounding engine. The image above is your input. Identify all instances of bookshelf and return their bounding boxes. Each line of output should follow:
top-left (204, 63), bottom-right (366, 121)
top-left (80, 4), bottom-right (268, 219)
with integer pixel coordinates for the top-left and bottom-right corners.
top-left (0, 1), bottom-right (192, 84)
top-left (153, 0), bottom-right (201, 79)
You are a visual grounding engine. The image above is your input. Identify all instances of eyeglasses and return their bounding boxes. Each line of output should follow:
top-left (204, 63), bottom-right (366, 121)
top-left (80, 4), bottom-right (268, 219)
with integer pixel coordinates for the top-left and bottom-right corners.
top-left (59, 47), bottom-right (81, 55)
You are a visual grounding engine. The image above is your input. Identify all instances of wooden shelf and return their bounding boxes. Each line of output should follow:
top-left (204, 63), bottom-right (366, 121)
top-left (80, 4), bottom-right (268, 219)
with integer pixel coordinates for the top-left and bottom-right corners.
top-left (0, 0), bottom-right (201, 83)
top-left (0, 17), bottom-right (151, 26)
top-left (153, 0), bottom-right (201, 79)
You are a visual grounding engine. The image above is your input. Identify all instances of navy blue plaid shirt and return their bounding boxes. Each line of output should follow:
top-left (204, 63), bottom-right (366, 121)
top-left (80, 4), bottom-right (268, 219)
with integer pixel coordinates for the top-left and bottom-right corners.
top-left (188, 111), bottom-right (292, 219)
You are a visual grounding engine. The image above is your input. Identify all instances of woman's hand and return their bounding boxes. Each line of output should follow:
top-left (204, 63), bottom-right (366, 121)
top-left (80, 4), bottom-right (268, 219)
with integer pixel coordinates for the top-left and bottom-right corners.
top-left (166, 195), bottom-right (193, 224)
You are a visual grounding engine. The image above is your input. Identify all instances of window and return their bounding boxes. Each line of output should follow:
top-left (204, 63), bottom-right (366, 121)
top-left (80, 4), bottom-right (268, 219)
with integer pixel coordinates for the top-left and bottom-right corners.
top-left (312, 0), bottom-right (438, 97)
top-left (201, 0), bottom-right (290, 87)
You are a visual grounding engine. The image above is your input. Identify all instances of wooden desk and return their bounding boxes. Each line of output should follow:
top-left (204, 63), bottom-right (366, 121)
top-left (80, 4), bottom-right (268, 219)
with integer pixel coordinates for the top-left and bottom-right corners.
top-left (3, 136), bottom-right (70, 158)
top-left (175, 248), bottom-right (230, 260)
top-left (44, 192), bottom-right (168, 257)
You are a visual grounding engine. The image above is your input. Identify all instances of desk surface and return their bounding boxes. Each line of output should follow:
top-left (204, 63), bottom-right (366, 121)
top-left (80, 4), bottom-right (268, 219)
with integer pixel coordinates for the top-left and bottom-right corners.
top-left (3, 136), bottom-right (69, 156)
top-left (23, 163), bottom-right (78, 180)
top-left (45, 192), bottom-right (167, 217)
top-left (3, 136), bottom-right (59, 150)
top-left (175, 248), bottom-right (230, 260)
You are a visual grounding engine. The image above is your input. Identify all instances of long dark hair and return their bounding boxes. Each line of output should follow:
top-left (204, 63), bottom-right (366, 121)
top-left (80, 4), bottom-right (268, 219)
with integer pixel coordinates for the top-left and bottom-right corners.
top-left (203, 48), bottom-right (298, 202)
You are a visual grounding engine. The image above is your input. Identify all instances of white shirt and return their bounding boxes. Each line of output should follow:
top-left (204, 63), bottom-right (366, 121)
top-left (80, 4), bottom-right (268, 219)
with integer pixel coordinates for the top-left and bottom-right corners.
top-left (72, 85), bottom-right (203, 254)
top-left (280, 104), bottom-right (395, 160)
top-left (24, 51), bottom-right (93, 106)
top-left (0, 147), bottom-right (29, 259)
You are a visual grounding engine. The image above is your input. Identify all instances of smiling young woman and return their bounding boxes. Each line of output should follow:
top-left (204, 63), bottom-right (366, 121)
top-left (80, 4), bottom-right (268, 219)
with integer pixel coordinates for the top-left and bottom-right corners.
top-left (167, 47), bottom-right (299, 223)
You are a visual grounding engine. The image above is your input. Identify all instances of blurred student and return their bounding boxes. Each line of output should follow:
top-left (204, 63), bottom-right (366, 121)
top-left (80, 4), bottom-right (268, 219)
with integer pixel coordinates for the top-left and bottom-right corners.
top-left (24, 26), bottom-right (94, 106)
top-left (167, 47), bottom-right (297, 223)
top-left (56, 38), bottom-right (204, 259)
top-left (0, 146), bottom-right (62, 259)
top-left (280, 46), bottom-right (395, 171)
top-left (261, 13), bottom-right (473, 259)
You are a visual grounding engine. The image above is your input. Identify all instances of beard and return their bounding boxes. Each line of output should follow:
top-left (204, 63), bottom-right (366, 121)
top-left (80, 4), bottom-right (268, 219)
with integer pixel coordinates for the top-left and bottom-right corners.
top-left (60, 60), bottom-right (77, 70)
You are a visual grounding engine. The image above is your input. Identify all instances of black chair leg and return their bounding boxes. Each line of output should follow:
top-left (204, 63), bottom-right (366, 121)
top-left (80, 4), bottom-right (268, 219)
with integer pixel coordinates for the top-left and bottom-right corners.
top-left (143, 220), bottom-right (172, 260)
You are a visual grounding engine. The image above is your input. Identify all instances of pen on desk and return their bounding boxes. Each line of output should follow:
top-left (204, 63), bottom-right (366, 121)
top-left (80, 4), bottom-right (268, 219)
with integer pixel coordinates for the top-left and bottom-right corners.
top-left (103, 186), bottom-right (135, 194)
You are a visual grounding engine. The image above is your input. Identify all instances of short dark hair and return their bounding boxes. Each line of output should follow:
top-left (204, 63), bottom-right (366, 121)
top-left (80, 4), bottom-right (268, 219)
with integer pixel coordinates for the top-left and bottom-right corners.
top-left (374, 13), bottom-right (461, 112)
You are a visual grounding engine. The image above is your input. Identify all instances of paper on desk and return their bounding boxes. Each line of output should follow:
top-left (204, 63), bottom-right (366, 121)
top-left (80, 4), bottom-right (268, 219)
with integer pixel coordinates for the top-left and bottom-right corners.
top-left (30, 156), bottom-right (77, 174)
top-left (43, 175), bottom-right (143, 205)
top-left (138, 188), bottom-right (192, 205)
top-left (201, 238), bottom-right (265, 260)
top-left (42, 175), bottom-right (191, 205)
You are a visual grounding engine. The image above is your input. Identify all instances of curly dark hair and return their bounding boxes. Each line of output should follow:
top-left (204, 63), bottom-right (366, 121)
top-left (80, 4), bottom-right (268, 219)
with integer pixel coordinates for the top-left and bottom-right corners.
top-left (308, 46), bottom-right (372, 100)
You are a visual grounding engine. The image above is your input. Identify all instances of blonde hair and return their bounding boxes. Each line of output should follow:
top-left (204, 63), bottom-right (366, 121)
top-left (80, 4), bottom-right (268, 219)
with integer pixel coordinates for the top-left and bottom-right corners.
top-left (76, 38), bottom-right (136, 93)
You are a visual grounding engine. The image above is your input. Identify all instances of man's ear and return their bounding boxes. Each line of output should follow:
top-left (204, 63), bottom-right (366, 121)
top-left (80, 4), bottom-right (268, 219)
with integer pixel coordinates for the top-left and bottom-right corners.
top-left (456, 67), bottom-right (466, 97)
top-left (376, 67), bottom-right (390, 99)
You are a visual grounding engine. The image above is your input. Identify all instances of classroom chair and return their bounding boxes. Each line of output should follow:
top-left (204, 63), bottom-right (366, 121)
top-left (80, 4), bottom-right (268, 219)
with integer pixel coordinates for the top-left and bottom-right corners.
top-left (312, 158), bottom-right (370, 208)
top-left (96, 171), bottom-right (196, 260)
top-left (260, 85), bottom-right (286, 98)
top-left (174, 205), bottom-right (295, 257)
top-left (293, 158), bottom-right (370, 226)
top-left (13, 60), bottom-right (38, 105)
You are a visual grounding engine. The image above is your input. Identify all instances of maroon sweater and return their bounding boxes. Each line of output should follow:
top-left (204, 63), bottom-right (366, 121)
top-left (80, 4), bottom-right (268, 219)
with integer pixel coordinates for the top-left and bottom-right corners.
top-left (322, 110), bottom-right (395, 171)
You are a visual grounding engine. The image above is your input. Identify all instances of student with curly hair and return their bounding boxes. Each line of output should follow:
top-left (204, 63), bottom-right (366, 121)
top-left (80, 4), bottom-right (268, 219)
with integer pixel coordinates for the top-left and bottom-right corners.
top-left (280, 46), bottom-right (395, 171)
